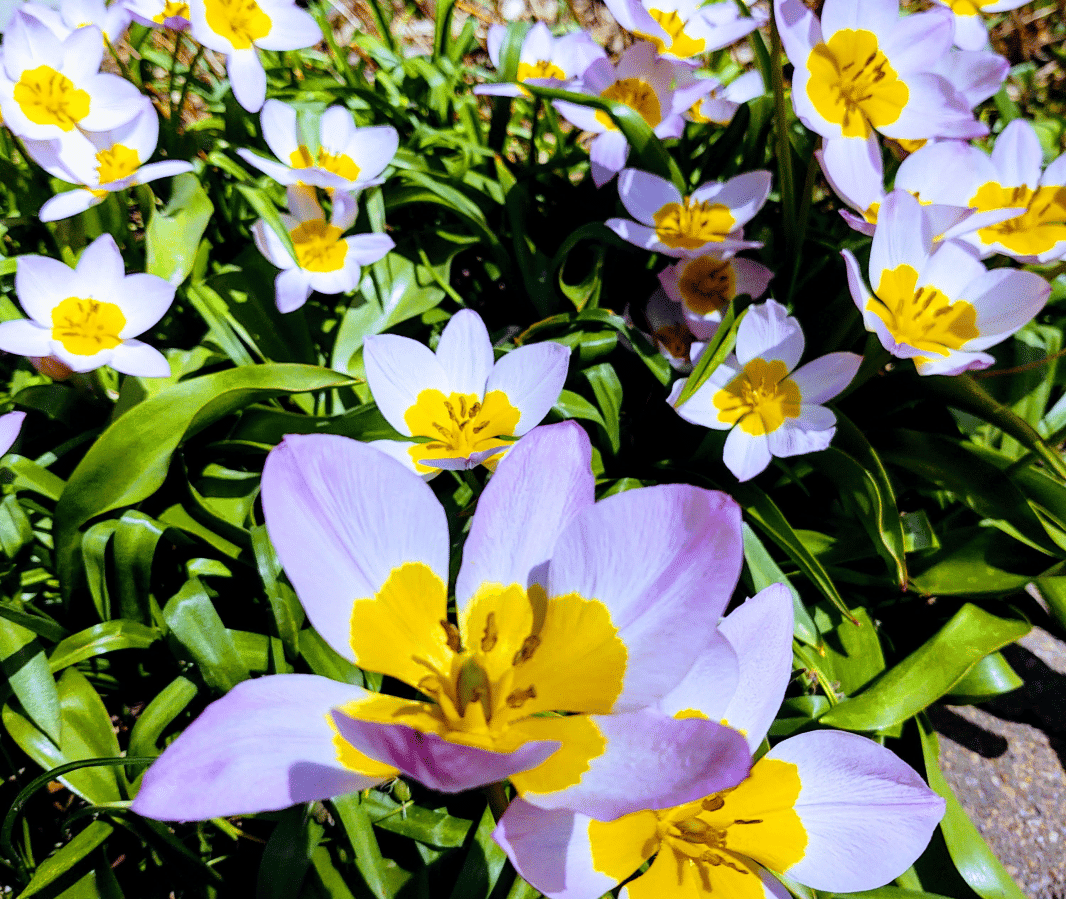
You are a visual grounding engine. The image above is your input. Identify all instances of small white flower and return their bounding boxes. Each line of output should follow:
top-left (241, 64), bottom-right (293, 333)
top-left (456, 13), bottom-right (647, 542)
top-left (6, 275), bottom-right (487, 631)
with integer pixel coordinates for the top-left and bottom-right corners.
top-left (603, 0), bottom-right (765, 63)
top-left (668, 299), bottom-right (861, 481)
top-left (0, 234), bottom-right (175, 376)
top-left (476, 23), bottom-right (606, 97)
top-left (123, 0), bottom-right (191, 31)
top-left (252, 185), bottom-right (394, 313)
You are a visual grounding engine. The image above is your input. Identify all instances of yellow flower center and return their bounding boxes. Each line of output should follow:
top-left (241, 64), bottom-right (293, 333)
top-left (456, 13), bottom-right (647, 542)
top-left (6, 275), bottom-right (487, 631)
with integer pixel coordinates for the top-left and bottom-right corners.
top-left (868, 263), bottom-right (979, 356)
top-left (637, 8), bottom-right (706, 59)
top-left (969, 182), bottom-right (1066, 257)
top-left (289, 145), bottom-right (362, 182)
top-left (945, 0), bottom-right (989, 14)
top-left (806, 29), bottom-right (908, 140)
top-left (337, 564), bottom-right (627, 794)
top-left (289, 220), bottom-right (348, 273)
top-left (595, 78), bottom-right (662, 130)
top-left (516, 59), bottom-right (566, 81)
top-left (677, 257), bottom-right (736, 314)
top-left (203, 0), bottom-right (271, 48)
top-left (95, 144), bottom-right (141, 185)
top-left (653, 199), bottom-right (736, 251)
top-left (51, 297), bottom-right (126, 356)
top-left (154, 1), bottom-right (190, 22)
top-left (13, 66), bottom-right (90, 131)
top-left (588, 757), bottom-right (807, 898)
top-left (713, 358), bottom-right (801, 436)
top-left (403, 390), bottom-right (521, 472)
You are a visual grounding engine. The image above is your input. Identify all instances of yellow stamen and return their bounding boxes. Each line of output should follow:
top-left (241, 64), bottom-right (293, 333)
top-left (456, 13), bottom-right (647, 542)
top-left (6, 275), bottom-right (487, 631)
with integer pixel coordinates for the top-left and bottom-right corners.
top-left (404, 390), bottom-right (521, 472)
top-left (653, 199), bottom-right (736, 251)
top-left (154, 1), bottom-right (190, 22)
top-left (517, 59), bottom-right (565, 81)
top-left (595, 78), bottom-right (662, 130)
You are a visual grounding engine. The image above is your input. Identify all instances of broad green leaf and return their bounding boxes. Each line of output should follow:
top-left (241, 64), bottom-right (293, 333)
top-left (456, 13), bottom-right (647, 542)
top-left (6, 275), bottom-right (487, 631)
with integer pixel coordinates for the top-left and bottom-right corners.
top-left (740, 523), bottom-right (818, 646)
top-left (300, 628), bottom-right (364, 687)
top-left (0, 602), bottom-right (68, 644)
top-left (127, 675), bottom-right (198, 762)
top-left (20, 821), bottom-right (113, 898)
top-left (5, 454), bottom-right (65, 501)
top-left (2, 668), bottom-right (121, 803)
top-left (943, 651), bottom-right (1023, 704)
top-left (0, 493), bottom-right (31, 556)
top-left (552, 389), bottom-right (607, 431)
top-left (918, 718), bottom-right (1028, 899)
top-left (251, 525), bottom-right (304, 658)
top-left (672, 301), bottom-right (748, 408)
top-left (229, 629), bottom-right (293, 675)
top-left (1033, 576), bottom-right (1066, 631)
top-left (331, 794), bottom-right (392, 899)
top-left (449, 805), bottom-right (508, 899)
top-left (581, 363), bottom-right (622, 455)
top-left (362, 791), bottom-right (471, 848)
top-left (162, 578), bottom-right (249, 692)
top-left (48, 621), bottom-right (159, 673)
top-left (146, 174), bottom-right (213, 285)
top-left (257, 806), bottom-right (324, 899)
top-left (236, 182), bottom-right (298, 263)
top-left (112, 511), bottom-right (167, 624)
top-left (307, 846), bottom-right (359, 899)
top-left (0, 616), bottom-right (61, 742)
top-left (55, 364), bottom-right (353, 589)
top-left (811, 606), bottom-right (886, 696)
top-left (821, 604), bottom-right (1030, 732)
top-left (910, 529), bottom-right (1035, 598)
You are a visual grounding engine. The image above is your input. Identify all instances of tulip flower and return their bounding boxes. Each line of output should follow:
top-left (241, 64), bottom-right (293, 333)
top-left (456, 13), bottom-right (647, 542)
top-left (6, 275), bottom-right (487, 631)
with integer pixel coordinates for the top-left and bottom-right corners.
top-left (668, 299), bottom-right (861, 481)
top-left (364, 309), bottom-right (569, 475)
top-left (124, 0), bottom-right (191, 30)
top-left (659, 254), bottom-right (772, 340)
top-left (0, 10), bottom-right (143, 140)
top-left (554, 42), bottom-right (704, 187)
top-left (607, 168), bottom-right (771, 258)
top-left (251, 184), bottom-right (394, 313)
top-left (238, 100), bottom-right (398, 194)
top-left (644, 289), bottom-right (704, 371)
top-left (476, 23), bottom-right (606, 97)
top-left (133, 423), bottom-right (752, 821)
top-left (495, 587), bottom-right (946, 899)
top-left (843, 190), bottom-right (1050, 376)
top-left (774, 0), bottom-right (986, 143)
top-left (0, 234), bottom-right (175, 376)
top-left (931, 0), bottom-right (1031, 51)
top-left (188, 0), bottom-right (321, 112)
top-left (23, 101), bottom-right (193, 221)
top-left (602, 0), bottom-right (766, 63)
top-left (686, 70), bottom-right (764, 125)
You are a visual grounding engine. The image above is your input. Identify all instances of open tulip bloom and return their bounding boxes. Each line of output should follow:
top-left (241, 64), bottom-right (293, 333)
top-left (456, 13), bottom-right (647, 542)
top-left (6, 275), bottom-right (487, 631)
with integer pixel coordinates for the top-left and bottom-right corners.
top-left (0, 10), bottom-right (143, 141)
top-left (844, 190), bottom-right (1051, 376)
top-left (602, 0), bottom-right (766, 63)
top-left (238, 100), bottom-right (399, 193)
top-left (495, 586), bottom-right (947, 899)
top-left (124, 0), bottom-right (192, 31)
top-left (364, 309), bottom-right (569, 475)
top-left (24, 101), bottom-right (194, 222)
top-left (774, 0), bottom-right (986, 143)
top-left (659, 254), bottom-right (773, 339)
top-left (0, 233), bottom-right (175, 376)
top-left (132, 423), bottom-right (753, 821)
top-left (477, 23), bottom-right (606, 97)
top-left (899, 119), bottom-right (1066, 264)
top-left (555, 42), bottom-right (705, 187)
top-left (668, 300), bottom-right (861, 482)
top-left (188, 0), bottom-right (321, 112)
top-left (608, 168), bottom-right (771, 258)
top-left (252, 184), bottom-right (394, 313)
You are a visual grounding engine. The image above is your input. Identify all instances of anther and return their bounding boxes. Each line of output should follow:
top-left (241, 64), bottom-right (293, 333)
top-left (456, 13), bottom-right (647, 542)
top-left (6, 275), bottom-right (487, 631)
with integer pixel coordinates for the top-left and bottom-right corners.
top-left (701, 796), bottom-right (725, 812)
top-left (733, 819), bottom-right (762, 825)
top-left (506, 685), bottom-right (537, 708)
top-left (440, 619), bottom-right (463, 653)
top-left (481, 612), bottom-right (498, 652)
top-left (512, 635), bottom-right (541, 665)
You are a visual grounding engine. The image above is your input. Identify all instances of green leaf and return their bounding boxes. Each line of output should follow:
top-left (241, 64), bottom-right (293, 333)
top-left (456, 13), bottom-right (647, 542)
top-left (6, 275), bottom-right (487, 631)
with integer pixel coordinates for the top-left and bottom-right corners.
top-left (20, 821), bottom-right (113, 898)
top-left (449, 805), bottom-right (508, 899)
top-left (5, 454), bottom-right (66, 501)
top-left (0, 616), bottom-right (61, 743)
top-left (300, 628), bottom-right (363, 687)
top-left (251, 525), bottom-right (304, 658)
top-left (821, 604), bottom-right (1030, 732)
top-left (330, 794), bottom-right (392, 899)
top-left (672, 301), bottom-right (748, 407)
top-left (910, 529), bottom-right (1034, 598)
top-left (2, 668), bottom-right (121, 803)
top-left (551, 389), bottom-right (607, 431)
top-left (0, 493), bottom-right (31, 556)
top-left (257, 806), bottom-right (324, 899)
top-left (146, 174), bottom-right (214, 285)
top-left (581, 363), bottom-right (622, 455)
top-left (48, 621), bottom-right (159, 674)
top-left (55, 364), bottom-right (353, 589)
top-left (162, 578), bottom-right (249, 693)
top-left (236, 182), bottom-right (299, 264)
top-left (811, 606), bottom-right (886, 696)
top-left (943, 651), bottom-right (1023, 704)
top-left (362, 791), bottom-right (471, 848)
top-left (740, 523), bottom-right (818, 646)
top-left (918, 718), bottom-right (1028, 899)
top-left (127, 675), bottom-right (198, 763)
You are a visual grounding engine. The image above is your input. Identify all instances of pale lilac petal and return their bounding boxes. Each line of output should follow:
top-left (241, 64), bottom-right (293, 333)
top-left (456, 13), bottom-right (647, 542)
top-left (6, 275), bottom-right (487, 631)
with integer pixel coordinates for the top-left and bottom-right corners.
top-left (870, 191), bottom-right (933, 289)
top-left (117, 274), bottom-right (175, 337)
top-left (657, 630), bottom-right (739, 722)
top-left (344, 126), bottom-right (399, 183)
top-left (16, 255), bottom-right (76, 325)
top-left (821, 0), bottom-right (897, 41)
top-left (261, 434), bottom-right (449, 660)
top-left (818, 135), bottom-right (883, 214)
top-left (842, 249), bottom-right (880, 332)
top-left (39, 190), bottom-right (100, 222)
top-left (307, 264), bottom-right (361, 297)
top-left (0, 411), bottom-right (25, 456)
top-left (494, 802), bottom-right (621, 899)
top-left (520, 710), bottom-right (751, 819)
top-left (275, 267), bottom-right (314, 313)
top-left (0, 319), bottom-right (52, 357)
top-left (914, 349), bottom-right (993, 376)
top-left (108, 340), bottom-right (170, 377)
top-left (691, 171), bottom-right (772, 228)
top-left (228, 48), bottom-right (266, 113)
top-left (917, 238), bottom-right (986, 298)
top-left (617, 169), bottom-right (681, 225)
top-left (952, 12), bottom-right (990, 50)
top-left (670, 362), bottom-right (741, 431)
top-left (363, 334), bottom-right (450, 435)
top-left (134, 160), bottom-right (194, 185)
top-left (991, 118), bottom-right (1044, 189)
top-left (590, 131), bottom-right (629, 188)
top-left (343, 233), bottom-right (394, 265)
top-left (132, 674), bottom-right (385, 821)
top-left (456, 422), bottom-right (594, 609)
top-left (942, 48), bottom-right (1007, 105)
top-left (735, 299), bottom-right (804, 369)
top-left (964, 269), bottom-right (1049, 347)
top-left (78, 73), bottom-right (144, 131)
top-left (718, 584), bottom-right (794, 750)
top-left (879, 8), bottom-right (954, 73)
top-left (330, 713), bottom-right (559, 793)
top-left (546, 483), bottom-right (743, 709)
top-left (878, 74), bottom-right (985, 141)
top-left (791, 352), bottom-right (861, 405)
top-left (432, 309), bottom-right (494, 397)
top-left (774, 0), bottom-right (821, 66)
top-left (723, 426), bottom-right (772, 481)
top-left (769, 730), bottom-right (945, 891)
top-left (365, 439), bottom-right (426, 477)
top-left (766, 417), bottom-right (836, 458)
top-left (255, 5), bottom-right (321, 51)
top-left (485, 342), bottom-right (570, 435)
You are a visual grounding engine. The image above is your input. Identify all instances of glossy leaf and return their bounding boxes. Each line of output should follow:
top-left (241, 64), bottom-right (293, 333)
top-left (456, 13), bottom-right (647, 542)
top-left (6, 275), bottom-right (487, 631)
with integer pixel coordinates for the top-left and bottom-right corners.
top-left (48, 621), bottom-right (159, 674)
top-left (0, 616), bottom-right (61, 743)
top-left (146, 174), bottom-right (214, 286)
top-left (162, 578), bottom-right (249, 693)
